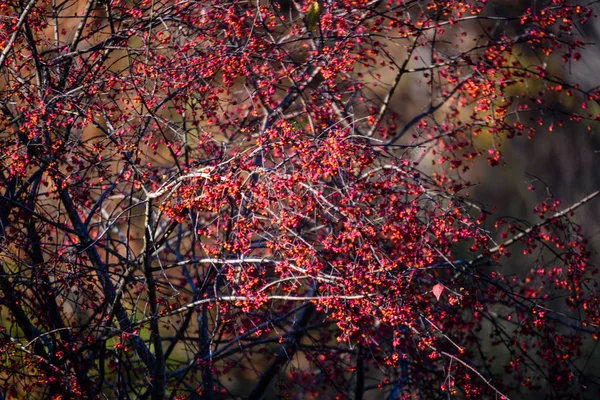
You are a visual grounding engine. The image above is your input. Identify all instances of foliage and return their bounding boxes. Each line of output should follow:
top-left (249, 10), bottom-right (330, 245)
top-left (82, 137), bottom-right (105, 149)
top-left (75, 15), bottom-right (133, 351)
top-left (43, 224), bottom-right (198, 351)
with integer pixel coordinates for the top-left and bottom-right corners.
top-left (0, 0), bottom-right (599, 398)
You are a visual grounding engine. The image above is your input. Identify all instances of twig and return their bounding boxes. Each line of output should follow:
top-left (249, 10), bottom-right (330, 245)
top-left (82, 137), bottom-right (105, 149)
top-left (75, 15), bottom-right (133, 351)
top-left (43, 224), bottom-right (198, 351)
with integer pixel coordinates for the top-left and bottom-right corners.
top-left (247, 289), bottom-right (315, 400)
top-left (135, 294), bottom-right (369, 326)
top-left (471, 190), bottom-right (600, 264)
top-left (440, 352), bottom-right (509, 399)
top-left (0, 0), bottom-right (37, 69)
top-left (142, 198), bottom-right (166, 400)
top-left (367, 38), bottom-right (419, 137)
top-left (385, 78), bottom-right (469, 146)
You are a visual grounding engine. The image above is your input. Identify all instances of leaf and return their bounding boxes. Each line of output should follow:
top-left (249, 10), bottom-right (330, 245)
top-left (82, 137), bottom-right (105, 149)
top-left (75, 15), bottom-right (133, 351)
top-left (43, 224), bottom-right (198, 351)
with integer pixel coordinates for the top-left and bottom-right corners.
top-left (307, 1), bottom-right (320, 31)
top-left (432, 284), bottom-right (444, 301)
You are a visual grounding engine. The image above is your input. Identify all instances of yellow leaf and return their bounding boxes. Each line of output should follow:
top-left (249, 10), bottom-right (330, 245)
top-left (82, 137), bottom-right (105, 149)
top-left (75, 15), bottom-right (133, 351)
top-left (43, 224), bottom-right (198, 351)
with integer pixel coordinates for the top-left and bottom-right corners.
top-left (307, 1), bottom-right (320, 30)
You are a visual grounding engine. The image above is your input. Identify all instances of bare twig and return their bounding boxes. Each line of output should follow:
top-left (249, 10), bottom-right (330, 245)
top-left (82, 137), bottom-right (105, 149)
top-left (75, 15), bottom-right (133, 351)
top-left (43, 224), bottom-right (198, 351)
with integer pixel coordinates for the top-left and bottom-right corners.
top-left (247, 288), bottom-right (315, 400)
top-left (0, 0), bottom-right (37, 69)
top-left (440, 352), bottom-right (509, 399)
top-left (472, 190), bottom-right (600, 264)
top-left (385, 78), bottom-right (469, 146)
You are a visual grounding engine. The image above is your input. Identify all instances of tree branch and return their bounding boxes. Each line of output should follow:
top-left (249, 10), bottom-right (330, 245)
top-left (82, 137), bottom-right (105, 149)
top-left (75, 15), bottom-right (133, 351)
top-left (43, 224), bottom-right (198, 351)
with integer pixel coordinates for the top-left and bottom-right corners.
top-left (247, 296), bottom-right (315, 400)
